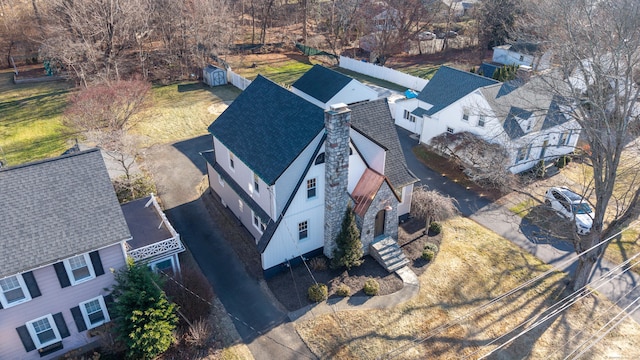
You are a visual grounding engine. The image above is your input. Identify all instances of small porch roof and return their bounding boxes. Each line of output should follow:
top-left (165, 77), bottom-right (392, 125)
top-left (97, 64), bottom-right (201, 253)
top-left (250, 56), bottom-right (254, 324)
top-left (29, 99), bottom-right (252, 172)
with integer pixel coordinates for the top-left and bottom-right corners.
top-left (351, 169), bottom-right (389, 218)
top-left (121, 195), bottom-right (174, 250)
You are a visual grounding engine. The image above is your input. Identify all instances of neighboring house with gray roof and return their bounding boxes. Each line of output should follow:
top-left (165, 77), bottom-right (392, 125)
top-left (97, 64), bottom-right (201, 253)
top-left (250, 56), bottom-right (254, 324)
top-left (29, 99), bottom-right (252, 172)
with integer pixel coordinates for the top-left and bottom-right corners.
top-left (394, 66), bottom-right (581, 173)
top-left (0, 149), bottom-right (183, 359)
top-left (205, 74), bottom-right (417, 275)
top-left (291, 64), bottom-right (379, 109)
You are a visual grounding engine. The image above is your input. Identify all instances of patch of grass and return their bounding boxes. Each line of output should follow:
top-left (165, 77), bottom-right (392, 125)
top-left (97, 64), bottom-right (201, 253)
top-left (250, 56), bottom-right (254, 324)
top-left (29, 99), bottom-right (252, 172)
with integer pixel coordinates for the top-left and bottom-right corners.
top-left (229, 57), bottom-right (313, 86)
top-left (509, 198), bottom-right (537, 218)
top-left (604, 227), bottom-right (640, 273)
top-left (295, 217), bottom-right (640, 359)
top-left (331, 67), bottom-right (407, 92)
top-left (0, 71), bottom-right (75, 166)
top-left (393, 63), bottom-right (440, 80)
top-left (132, 82), bottom-right (241, 146)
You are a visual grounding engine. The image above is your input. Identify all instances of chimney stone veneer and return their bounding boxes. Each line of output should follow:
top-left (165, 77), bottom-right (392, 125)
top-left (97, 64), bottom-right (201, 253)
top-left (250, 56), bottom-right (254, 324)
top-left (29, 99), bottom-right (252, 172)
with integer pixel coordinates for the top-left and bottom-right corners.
top-left (323, 103), bottom-right (351, 258)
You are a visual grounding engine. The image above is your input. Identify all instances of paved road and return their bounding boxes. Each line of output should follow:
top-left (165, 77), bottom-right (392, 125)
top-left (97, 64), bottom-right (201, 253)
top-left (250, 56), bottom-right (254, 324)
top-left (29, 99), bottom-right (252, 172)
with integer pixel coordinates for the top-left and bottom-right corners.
top-left (142, 135), bottom-right (315, 360)
top-left (396, 126), bottom-right (640, 323)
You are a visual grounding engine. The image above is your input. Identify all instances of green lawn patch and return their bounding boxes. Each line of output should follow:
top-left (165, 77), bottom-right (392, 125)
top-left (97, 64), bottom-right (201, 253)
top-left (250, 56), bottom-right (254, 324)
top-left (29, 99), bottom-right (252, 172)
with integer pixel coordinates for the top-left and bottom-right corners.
top-left (230, 58), bottom-right (313, 86)
top-left (0, 70), bottom-right (74, 166)
top-left (133, 82), bottom-right (241, 146)
top-left (394, 63), bottom-right (440, 80)
top-left (509, 198), bottom-right (537, 218)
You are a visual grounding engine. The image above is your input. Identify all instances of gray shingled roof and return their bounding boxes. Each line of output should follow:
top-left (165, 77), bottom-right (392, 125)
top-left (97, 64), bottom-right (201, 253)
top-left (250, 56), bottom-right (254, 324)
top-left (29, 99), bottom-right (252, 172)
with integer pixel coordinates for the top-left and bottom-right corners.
top-left (416, 66), bottom-right (499, 116)
top-left (208, 75), bottom-right (324, 185)
top-left (291, 64), bottom-right (352, 103)
top-left (480, 75), bottom-right (571, 140)
top-left (0, 149), bottom-right (131, 277)
top-left (349, 99), bottom-right (419, 189)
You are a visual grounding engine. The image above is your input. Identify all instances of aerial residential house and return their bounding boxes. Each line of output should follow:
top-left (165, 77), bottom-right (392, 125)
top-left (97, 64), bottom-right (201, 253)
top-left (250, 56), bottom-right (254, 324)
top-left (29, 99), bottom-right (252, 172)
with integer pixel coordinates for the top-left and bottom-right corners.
top-left (291, 64), bottom-right (379, 109)
top-left (492, 42), bottom-right (552, 72)
top-left (204, 75), bottom-right (417, 275)
top-left (0, 149), bottom-right (184, 359)
top-left (394, 66), bottom-right (580, 173)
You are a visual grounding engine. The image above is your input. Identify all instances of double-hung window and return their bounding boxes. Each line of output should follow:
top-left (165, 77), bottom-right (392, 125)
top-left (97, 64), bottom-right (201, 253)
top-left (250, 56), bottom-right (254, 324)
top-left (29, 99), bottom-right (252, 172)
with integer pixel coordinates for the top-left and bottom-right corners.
top-left (462, 110), bottom-right (469, 121)
top-left (64, 254), bottom-right (95, 285)
top-left (79, 296), bottom-right (110, 329)
top-left (252, 211), bottom-right (266, 233)
top-left (298, 221), bottom-right (308, 240)
top-left (478, 116), bottom-right (485, 127)
top-left (0, 275), bottom-right (30, 308)
top-left (307, 178), bottom-right (317, 199)
top-left (403, 109), bottom-right (410, 120)
top-left (27, 315), bottom-right (61, 349)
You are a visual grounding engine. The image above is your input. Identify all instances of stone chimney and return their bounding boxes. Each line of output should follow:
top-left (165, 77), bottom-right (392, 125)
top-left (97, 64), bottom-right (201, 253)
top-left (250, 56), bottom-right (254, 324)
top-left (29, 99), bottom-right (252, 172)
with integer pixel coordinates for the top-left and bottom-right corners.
top-left (324, 103), bottom-right (351, 258)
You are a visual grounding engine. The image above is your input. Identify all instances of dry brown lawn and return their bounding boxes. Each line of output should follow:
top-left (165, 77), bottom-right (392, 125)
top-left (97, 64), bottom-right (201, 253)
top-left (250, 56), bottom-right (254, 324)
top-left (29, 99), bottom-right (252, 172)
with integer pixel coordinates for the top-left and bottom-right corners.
top-left (294, 217), bottom-right (640, 359)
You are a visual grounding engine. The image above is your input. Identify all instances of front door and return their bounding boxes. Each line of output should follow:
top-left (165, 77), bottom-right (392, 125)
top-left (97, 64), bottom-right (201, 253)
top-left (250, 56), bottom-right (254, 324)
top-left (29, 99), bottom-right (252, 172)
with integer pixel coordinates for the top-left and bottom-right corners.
top-left (374, 210), bottom-right (385, 237)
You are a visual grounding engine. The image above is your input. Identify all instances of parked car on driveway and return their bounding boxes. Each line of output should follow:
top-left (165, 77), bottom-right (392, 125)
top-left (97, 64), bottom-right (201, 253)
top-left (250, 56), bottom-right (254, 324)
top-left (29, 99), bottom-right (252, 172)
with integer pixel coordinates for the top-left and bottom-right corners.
top-left (544, 187), bottom-right (594, 234)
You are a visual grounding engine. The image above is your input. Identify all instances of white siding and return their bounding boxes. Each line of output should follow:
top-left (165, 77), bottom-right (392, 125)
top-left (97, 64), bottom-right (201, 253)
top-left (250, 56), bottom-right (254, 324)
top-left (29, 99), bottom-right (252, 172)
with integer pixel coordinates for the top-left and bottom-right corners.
top-left (274, 131), bottom-right (324, 213)
top-left (347, 146), bottom-right (368, 194)
top-left (350, 129), bottom-right (386, 174)
top-left (328, 80), bottom-right (379, 108)
top-left (419, 92), bottom-right (498, 144)
top-left (262, 161), bottom-right (326, 269)
top-left (397, 184), bottom-right (413, 216)
top-left (213, 137), bottom-right (274, 218)
top-left (0, 244), bottom-right (126, 360)
top-left (394, 98), bottom-right (423, 134)
top-left (291, 87), bottom-right (325, 109)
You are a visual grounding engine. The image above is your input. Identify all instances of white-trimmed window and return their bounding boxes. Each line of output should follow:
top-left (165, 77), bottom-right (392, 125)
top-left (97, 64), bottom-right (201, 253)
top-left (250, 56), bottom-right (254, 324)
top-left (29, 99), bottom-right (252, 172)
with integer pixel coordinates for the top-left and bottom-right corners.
top-left (229, 152), bottom-right (235, 170)
top-left (253, 173), bottom-right (260, 194)
top-left (409, 115), bottom-right (416, 123)
top-left (298, 221), bottom-right (308, 240)
top-left (26, 314), bottom-right (61, 349)
top-left (403, 109), bottom-right (410, 120)
top-left (218, 174), bottom-right (224, 187)
top-left (238, 200), bottom-right (244, 212)
top-left (558, 131), bottom-right (571, 146)
top-left (307, 178), bottom-right (317, 199)
top-left (0, 275), bottom-right (30, 308)
top-left (446, 127), bottom-right (454, 134)
top-left (252, 211), bottom-right (266, 233)
top-left (63, 254), bottom-right (95, 285)
top-left (462, 110), bottom-right (469, 121)
top-left (79, 296), bottom-right (110, 330)
top-left (516, 147), bottom-right (527, 163)
top-left (477, 115), bottom-right (485, 127)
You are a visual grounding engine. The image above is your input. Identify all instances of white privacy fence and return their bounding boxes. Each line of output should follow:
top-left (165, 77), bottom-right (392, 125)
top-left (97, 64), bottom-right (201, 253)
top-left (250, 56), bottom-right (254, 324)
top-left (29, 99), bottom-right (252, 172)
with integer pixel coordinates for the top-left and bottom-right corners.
top-left (339, 56), bottom-right (428, 91)
top-left (227, 69), bottom-right (252, 90)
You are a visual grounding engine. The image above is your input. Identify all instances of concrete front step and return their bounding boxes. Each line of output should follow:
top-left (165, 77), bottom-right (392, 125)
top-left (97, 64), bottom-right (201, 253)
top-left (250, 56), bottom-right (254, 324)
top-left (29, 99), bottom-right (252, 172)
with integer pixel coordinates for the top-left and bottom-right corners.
top-left (370, 236), bottom-right (410, 273)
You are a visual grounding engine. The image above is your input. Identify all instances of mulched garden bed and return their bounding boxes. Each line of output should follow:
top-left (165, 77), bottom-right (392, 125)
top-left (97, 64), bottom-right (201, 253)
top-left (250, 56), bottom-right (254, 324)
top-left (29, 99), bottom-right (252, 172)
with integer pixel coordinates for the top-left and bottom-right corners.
top-left (203, 187), bottom-right (443, 313)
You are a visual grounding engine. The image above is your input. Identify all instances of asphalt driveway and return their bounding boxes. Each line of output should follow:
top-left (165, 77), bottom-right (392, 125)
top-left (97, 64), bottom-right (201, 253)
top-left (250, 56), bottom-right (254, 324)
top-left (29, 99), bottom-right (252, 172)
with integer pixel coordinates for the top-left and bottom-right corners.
top-left (142, 135), bottom-right (315, 359)
top-left (395, 125), bottom-right (640, 323)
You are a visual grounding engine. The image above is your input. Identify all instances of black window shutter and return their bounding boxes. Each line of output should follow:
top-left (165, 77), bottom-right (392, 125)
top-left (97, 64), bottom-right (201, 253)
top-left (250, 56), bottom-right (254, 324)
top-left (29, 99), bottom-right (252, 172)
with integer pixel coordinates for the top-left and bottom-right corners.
top-left (53, 262), bottom-right (71, 288)
top-left (70, 306), bottom-right (87, 332)
top-left (53, 312), bottom-right (70, 338)
top-left (0, 300), bottom-right (3, 309)
top-left (22, 271), bottom-right (41, 298)
top-left (89, 251), bottom-right (105, 277)
top-left (103, 294), bottom-right (115, 319)
top-left (16, 325), bottom-right (36, 352)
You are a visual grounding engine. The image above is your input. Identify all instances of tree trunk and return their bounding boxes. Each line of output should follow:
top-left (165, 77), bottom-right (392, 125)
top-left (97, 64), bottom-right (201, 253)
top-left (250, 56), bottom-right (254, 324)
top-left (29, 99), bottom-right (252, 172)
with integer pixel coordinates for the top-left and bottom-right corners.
top-left (570, 255), bottom-right (596, 292)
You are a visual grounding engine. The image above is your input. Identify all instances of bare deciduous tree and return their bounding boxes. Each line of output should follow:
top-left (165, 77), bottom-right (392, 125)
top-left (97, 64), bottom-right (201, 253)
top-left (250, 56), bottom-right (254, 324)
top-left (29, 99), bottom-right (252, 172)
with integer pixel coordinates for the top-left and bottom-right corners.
top-left (431, 132), bottom-right (517, 192)
top-left (411, 186), bottom-right (459, 230)
top-left (65, 80), bottom-right (151, 132)
top-left (526, 0), bottom-right (640, 291)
